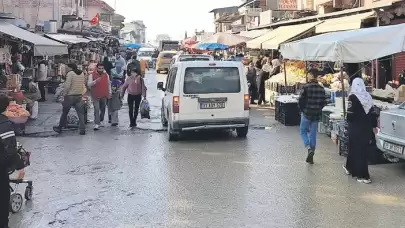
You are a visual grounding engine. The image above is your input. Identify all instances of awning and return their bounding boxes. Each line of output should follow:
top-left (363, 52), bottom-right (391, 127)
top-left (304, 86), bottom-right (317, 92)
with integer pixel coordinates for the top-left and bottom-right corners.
top-left (315, 11), bottom-right (375, 34)
top-left (239, 29), bottom-right (270, 38)
top-left (0, 22), bottom-right (67, 56)
top-left (257, 22), bottom-right (321, 50)
top-left (45, 34), bottom-right (91, 44)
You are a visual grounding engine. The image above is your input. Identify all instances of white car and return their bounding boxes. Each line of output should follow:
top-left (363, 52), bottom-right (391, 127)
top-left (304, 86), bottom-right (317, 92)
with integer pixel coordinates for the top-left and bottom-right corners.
top-left (157, 61), bottom-right (250, 141)
top-left (137, 47), bottom-right (155, 63)
top-left (169, 54), bottom-right (214, 70)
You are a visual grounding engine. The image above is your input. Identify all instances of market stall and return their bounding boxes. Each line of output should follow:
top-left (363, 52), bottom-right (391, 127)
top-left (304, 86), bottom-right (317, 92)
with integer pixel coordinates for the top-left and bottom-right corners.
top-left (279, 23), bottom-right (405, 158)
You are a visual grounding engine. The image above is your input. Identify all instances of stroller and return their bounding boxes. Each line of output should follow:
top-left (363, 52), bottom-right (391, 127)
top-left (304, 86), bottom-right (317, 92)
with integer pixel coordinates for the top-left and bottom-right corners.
top-left (8, 142), bottom-right (33, 213)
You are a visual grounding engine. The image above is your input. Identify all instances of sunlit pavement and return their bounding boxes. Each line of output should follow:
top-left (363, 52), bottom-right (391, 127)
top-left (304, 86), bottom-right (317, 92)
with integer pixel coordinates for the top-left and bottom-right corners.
top-left (9, 70), bottom-right (405, 228)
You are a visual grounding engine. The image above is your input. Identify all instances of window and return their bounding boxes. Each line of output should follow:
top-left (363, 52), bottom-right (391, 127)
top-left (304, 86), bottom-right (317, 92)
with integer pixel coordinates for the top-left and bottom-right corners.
top-left (167, 67), bottom-right (177, 93)
top-left (183, 67), bottom-right (241, 94)
top-left (179, 57), bottom-right (210, 62)
top-left (159, 53), bottom-right (175, 59)
top-left (138, 51), bottom-right (154, 57)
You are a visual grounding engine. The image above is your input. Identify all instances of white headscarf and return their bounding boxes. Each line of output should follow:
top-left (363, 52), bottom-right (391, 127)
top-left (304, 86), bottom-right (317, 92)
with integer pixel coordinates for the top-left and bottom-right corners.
top-left (350, 77), bottom-right (373, 114)
top-left (271, 59), bottom-right (281, 68)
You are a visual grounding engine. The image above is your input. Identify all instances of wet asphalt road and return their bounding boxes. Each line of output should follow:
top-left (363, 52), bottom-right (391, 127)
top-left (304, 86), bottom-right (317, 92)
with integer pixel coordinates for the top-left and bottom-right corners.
top-left (9, 71), bottom-right (405, 228)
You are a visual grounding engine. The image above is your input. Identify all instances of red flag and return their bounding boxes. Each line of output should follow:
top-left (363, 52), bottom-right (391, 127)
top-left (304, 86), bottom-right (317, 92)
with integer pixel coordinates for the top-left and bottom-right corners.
top-left (89, 14), bottom-right (99, 25)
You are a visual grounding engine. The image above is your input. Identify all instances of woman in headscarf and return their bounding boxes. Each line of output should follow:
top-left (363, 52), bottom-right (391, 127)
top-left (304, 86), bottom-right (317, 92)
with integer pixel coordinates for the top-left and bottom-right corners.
top-left (256, 60), bottom-right (269, 105)
top-left (102, 56), bottom-right (114, 78)
top-left (343, 77), bottom-right (377, 184)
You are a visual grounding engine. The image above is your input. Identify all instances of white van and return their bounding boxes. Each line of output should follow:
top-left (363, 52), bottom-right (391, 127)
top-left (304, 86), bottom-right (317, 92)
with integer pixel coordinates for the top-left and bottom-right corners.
top-left (157, 61), bottom-right (250, 141)
top-left (137, 47), bottom-right (155, 62)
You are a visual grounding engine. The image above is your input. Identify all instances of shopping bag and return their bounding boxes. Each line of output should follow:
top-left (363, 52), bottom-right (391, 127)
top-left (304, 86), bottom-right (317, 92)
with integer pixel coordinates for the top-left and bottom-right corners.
top-left (140, 98), bottom-right (150, 119)
top-left (30, 101), bottom-right (39, 119)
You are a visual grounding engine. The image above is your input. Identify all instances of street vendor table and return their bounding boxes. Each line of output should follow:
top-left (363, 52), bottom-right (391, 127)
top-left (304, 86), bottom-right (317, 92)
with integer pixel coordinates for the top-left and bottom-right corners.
top-left (275, 95), bottom-right (300, 126)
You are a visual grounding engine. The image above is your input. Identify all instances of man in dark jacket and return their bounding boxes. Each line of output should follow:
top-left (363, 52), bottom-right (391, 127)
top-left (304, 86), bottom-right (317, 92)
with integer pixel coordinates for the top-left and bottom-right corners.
top-left (298, 69), bottom-right (327, 164)
top-left (126, 55), bottom-right (141, 77)
top-left (0, 95), bottom-right (25, 228)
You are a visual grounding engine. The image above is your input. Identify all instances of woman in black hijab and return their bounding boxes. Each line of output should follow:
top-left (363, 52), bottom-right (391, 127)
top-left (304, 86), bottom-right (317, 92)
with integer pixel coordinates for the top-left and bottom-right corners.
top-left (102, 56), bottom-right (114, 78)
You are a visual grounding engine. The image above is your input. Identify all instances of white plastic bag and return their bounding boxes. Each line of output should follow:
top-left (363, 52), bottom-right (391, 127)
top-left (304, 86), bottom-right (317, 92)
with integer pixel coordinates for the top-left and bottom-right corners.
top-left (140, 98), bottom-right (150, 119)
top-left (30, 101), bottom-right (39, 119)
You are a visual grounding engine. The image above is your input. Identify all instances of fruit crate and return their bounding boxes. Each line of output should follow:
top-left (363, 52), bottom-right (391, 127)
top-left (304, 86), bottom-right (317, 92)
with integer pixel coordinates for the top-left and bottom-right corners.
top-left (275, 100), bottom-right (300, 126)
top-left (338, 137), bottom-right (349, 157)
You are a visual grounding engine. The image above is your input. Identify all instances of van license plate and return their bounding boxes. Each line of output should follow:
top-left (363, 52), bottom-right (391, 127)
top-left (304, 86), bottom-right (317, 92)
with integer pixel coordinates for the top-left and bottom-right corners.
top-left (200, 102), bottom-right (225, 109)
top-left (383, 142), bottom-right (403, 154)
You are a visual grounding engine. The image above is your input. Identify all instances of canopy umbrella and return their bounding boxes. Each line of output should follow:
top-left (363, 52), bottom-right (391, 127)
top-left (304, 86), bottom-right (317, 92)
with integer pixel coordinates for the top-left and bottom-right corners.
top-left (201, 32), bottom-right (251, 46)
top-left (280, 23), bottom-right (405, 63)
top-left (197, 43), bottom-right (228, 51)
top-left (124, 43), bottom-right (141, 49)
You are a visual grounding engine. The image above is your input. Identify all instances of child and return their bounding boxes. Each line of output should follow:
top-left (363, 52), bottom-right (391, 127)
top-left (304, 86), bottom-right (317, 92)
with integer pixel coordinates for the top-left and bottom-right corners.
top-left (108, 76), bottom-right (123, 126)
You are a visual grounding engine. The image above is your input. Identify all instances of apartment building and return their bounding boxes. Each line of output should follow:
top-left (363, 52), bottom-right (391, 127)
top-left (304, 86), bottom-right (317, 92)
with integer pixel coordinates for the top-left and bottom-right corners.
top-left (121, 20), bottom-right (147, 44)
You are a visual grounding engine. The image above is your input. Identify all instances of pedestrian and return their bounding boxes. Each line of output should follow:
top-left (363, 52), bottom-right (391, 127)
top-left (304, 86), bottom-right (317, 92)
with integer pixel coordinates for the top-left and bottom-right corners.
top-left (36, 59), bottom-right (48, 102)
top-left (111, 65), bottom-right (125, 84)
top-left (102, 56), bottom-right (114, 78)
top-left (256, 61), bottom-right (269, 105)
top-left (53, 63), bottom-right (86, 135)
top-left (139, 58), bottom-right (149, 78)
top-left (126, 55), bottom-right (141, 77)
top-left (0, 95), bottom-right (25, 228)
top-left (121, 66), bottom-right (147, 128)
top-left (343, 77), bottom-right (377, 184)
top-left (298, 68), bottom-right (327, 164)
top-left (108, 77), bottom-right (123, 126)
top-left (246, 62), bottom-right (257, 104)
top-left (88, 63), bottom-right (111, 130)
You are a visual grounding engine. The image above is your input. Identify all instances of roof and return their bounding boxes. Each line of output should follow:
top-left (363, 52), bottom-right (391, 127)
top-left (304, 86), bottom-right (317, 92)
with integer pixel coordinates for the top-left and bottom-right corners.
top-left (87, 0), bottom-right (115, 13)
top-left (112, 14), bottom-right (125, 21)
top-left (249, 3), bottom-right (394, 30)
top-left (45, 34), bottom-right (91, 44)
top-left (239, 0), bottom-right (259, 8)
top-left (0, 22), bottom-right (68, 56)
top-left (209, 6), bottom-right (238, 13)
top-left (216, 13), bottom-right (243, 23)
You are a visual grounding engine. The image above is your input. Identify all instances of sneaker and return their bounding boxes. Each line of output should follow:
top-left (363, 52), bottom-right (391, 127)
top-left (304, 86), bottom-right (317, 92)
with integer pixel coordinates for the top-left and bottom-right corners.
top-left (306, 149), bottom-right (314, 164)
top-left (94, 124), bottom-right (100, 130)
top-left (357, 178), bottom-right (372, 184)
top-left (342, 165), bottom-right (350, 175)
top-left (79, 130), bottom-right (86, 135)
top-left (111, 123), bottom-right (118, 127)
top-left (53, 126), bottom-right (62, 134)
top-left (99, 122), bottom-right (105, 127)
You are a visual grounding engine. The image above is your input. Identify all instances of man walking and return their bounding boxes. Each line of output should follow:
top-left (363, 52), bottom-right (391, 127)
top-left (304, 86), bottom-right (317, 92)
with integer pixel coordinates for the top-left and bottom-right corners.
top-left (298, 69), bottom-right (327, 164)
top-left (88, 63), bottom-right (111, 130)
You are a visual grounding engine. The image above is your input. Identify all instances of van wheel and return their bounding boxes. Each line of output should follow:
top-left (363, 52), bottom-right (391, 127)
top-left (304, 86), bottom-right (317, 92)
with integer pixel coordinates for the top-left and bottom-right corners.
top-left (236, 127), bottom-right (248, 138)
top-left (161, 108), bottom-right (168, 127)
top-left (167, 123), bottom-right (178, 141)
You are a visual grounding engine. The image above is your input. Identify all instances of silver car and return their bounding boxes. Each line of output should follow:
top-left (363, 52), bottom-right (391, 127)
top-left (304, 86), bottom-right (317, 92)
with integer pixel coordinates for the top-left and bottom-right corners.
top-left (376, 103), bottom-right (405, 160)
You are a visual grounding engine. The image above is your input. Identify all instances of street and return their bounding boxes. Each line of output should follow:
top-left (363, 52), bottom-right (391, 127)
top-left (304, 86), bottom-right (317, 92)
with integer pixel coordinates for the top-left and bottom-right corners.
top-left (9, 71), bottom-right (405, 228)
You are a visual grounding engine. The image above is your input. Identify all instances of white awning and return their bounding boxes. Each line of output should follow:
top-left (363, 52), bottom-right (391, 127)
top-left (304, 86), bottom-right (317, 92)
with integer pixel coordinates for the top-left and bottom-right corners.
top-left (0, 22), bottom-right (67, 56)
top-left (280, 23), bottom-right (405, 63)
top-left (239, 29), bottom-right (270, 38)
top-left (45, 34), bottom-right (91, 44)
top-left (248, 21), bottom-right (321, 50)
top-left (315, 11), bottom-right (375, 34)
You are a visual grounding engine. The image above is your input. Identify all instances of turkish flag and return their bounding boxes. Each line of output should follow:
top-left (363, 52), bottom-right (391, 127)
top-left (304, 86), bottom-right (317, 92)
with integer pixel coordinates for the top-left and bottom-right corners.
top-left (89, 14), bottom-right (99, 25)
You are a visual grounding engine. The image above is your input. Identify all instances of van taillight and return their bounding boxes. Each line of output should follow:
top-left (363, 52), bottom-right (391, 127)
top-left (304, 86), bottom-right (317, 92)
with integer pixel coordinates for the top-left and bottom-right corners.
top-left (173, 96), bottom-right (180, 113)
top-left (244, 94), bottom-right (249, 110)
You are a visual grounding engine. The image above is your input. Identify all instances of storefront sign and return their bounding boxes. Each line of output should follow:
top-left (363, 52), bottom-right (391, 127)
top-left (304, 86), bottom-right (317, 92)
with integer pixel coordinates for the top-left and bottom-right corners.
top-left (99, 21), bottom-right (112, 33)
top-left (279, 0), bottom-right (298, 10)
top-left (246, 8), bottom-right (262, 17)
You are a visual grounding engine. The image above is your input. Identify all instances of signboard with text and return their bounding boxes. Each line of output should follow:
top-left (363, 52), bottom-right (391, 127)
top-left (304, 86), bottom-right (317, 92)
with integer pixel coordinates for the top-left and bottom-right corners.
top-left (279, 0), bottom-right (298, 10)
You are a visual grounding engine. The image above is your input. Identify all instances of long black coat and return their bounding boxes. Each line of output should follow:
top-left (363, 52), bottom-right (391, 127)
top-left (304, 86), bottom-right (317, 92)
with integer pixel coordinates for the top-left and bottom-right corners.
top-left (257, 70), bottom-right (270, 93)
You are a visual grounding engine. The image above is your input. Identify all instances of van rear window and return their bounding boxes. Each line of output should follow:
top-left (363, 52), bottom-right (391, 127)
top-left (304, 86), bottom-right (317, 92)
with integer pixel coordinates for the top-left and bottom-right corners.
top-left (183, 67), bottom-right (241, 94)
top-left (160, 53), bottom-right (175, 58)
top-left (179, 57), bottom-right (210, 62)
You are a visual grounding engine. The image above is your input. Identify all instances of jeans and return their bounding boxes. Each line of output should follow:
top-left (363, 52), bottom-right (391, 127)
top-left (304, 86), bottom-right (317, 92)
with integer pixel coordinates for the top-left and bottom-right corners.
top-left (127, 94), bottom-right (142, 126)
top-left (93, 98), bottom-right (107, 124)
top-left (58, 95), bottom-right (85, 131)
top-left (299, 113), bottom-right (318, 151)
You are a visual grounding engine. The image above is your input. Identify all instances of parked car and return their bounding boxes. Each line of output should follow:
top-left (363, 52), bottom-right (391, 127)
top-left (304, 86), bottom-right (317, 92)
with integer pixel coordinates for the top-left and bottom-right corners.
top-left (156, 51), bottom-right (177, 74)
top-left (376, 103), bottom-right (405, 161)
top-left (157, 61), bottom-right (250, 141)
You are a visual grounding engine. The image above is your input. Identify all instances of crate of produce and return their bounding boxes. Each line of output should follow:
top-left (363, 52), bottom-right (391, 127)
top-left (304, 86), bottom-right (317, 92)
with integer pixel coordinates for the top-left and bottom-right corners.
top-left (338, 137), bottom-right (349, 157)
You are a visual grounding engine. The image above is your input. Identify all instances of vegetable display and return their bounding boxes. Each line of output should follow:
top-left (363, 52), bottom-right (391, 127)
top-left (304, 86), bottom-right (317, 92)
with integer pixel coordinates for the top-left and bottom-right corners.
top-left (4, 103), bottom-right (30, 118)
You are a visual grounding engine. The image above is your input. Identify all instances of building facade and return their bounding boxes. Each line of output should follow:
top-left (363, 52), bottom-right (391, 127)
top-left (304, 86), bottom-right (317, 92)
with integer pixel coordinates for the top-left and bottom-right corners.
top-left (209, 6), bottom-right (239, 33)
top-left (121, 20), bottom-right (147, 44)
